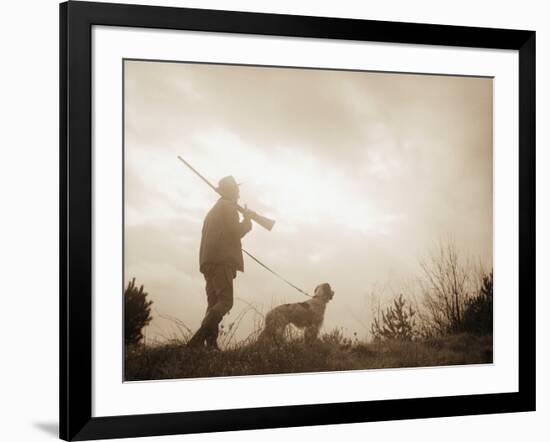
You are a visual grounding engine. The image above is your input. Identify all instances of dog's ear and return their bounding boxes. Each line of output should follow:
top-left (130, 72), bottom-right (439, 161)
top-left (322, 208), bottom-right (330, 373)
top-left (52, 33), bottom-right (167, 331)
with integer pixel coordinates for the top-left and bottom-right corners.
top-left (314, 283), bottom-right (334, 300)
top-left (317, 283), bottom-right (333, 301)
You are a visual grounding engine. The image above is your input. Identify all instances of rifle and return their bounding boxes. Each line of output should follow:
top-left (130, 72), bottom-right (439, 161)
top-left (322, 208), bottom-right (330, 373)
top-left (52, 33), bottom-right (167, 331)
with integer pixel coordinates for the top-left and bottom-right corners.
top-left (177, 156), bottom-right (276, 231)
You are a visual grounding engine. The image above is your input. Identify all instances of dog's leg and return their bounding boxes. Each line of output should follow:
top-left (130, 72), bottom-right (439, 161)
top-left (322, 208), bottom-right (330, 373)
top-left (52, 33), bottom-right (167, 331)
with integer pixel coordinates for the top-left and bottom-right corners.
top-left (257, 328), bottom-right (273, 345)
top-left (274, 325), bottom-right (286, 345)
top-left (304, 324), bottom-right (321, 344)
top-left (257, 311), bottom-right (278, 345)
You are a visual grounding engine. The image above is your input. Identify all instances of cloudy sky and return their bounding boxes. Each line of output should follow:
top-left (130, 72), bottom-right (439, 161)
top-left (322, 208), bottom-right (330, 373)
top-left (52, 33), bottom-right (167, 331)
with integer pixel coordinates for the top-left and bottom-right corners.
top-left (124, 59), bottom-right (493, 343)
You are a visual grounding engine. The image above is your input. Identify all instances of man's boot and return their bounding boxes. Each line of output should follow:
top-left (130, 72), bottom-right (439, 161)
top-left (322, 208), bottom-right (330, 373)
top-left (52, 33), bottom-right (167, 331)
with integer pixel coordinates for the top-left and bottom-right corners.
top-left (205, 325), bottom-right (220, 351)
top-left (187, 310), bottom-right (223, 349)
top-left (186, 326), bottom-right (208, 348)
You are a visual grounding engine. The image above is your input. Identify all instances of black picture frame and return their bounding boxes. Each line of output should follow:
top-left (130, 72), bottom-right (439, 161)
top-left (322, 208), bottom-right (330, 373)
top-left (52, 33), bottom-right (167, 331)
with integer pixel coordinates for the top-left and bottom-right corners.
top-left (60, 1), bottom-right (536, 440)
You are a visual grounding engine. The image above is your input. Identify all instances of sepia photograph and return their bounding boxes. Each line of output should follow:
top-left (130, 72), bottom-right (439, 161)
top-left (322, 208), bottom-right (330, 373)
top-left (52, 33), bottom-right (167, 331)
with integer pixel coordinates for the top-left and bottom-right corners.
top-left (123, 59), bottom-right (493, 382)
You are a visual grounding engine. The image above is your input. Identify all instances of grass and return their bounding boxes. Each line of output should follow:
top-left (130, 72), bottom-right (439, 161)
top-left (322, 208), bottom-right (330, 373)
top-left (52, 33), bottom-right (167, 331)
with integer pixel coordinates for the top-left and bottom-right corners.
top-left (124, 332), bottom-right (493, 381)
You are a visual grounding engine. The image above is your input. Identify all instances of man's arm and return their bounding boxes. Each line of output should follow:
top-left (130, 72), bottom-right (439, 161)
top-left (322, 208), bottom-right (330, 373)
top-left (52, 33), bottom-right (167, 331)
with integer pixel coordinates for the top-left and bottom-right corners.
top-left (239, 215), bottom-right (252, 238)
top-left (221, 200), bottom-right (252, 238)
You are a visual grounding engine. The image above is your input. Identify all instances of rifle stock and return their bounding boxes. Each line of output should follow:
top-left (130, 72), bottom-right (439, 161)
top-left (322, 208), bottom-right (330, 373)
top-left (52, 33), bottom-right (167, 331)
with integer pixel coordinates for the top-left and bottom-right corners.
top-left (236, 205), bottom-right (275, 231)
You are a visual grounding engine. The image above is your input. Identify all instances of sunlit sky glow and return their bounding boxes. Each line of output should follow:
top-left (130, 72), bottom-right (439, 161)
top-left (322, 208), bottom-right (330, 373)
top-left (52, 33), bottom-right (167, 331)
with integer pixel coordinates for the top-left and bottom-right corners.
top-left (124, 60), bottom-right (493, 343)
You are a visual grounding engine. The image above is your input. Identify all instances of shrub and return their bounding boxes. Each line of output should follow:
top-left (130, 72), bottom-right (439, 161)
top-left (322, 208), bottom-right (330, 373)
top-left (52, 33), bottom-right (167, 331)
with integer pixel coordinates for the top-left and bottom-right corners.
top-left (321, 327), bottom-right (351, 346)
top-left (458, 272), bottom-right (493, 335)
top-left (125, 278), bottom-right (153, 346)
top-left (419, 240), bottom-right (472, 335)
top-left (371, 294), bottom-right (417, 341)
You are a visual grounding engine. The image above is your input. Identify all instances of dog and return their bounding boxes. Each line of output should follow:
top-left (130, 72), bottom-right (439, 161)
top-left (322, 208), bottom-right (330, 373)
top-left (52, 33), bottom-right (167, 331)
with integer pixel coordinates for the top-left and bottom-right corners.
top-left (258, 283), bottom-right (335, 345)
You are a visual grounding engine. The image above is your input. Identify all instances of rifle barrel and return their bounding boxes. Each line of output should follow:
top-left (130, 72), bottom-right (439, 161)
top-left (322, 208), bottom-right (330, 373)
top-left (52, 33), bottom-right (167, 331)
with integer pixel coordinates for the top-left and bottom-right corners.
top-left (177, 156), bottom-right (219, 194)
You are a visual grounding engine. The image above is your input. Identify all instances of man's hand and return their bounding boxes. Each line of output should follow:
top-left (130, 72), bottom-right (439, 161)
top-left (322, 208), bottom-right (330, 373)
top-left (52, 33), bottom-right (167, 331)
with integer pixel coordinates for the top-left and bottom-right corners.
top-left (242, 204), bottom-right (256, 220)
top-left (241, 205), bottom-right (254, 233)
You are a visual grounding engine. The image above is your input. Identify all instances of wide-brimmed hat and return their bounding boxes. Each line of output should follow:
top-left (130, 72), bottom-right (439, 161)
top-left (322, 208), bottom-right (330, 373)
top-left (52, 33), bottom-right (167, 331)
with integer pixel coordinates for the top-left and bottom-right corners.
top-left (217, 175), bottom-right (240, 196)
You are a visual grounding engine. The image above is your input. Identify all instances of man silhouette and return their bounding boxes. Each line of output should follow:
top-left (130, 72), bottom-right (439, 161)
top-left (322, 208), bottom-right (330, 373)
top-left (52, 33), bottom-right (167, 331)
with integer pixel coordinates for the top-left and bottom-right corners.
top-left (187, 175), bottom-right (253, 349)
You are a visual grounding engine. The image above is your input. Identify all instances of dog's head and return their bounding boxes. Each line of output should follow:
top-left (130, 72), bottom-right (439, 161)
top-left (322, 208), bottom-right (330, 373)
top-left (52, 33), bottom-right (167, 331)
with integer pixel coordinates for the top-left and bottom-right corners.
top-left (313, 283), bottom-right (335, 303)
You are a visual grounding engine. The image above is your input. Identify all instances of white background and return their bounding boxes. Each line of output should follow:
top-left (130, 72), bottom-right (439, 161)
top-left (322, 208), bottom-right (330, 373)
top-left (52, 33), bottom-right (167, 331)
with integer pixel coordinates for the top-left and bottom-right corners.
top-left (0, 0), bottom-right (547, 441)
